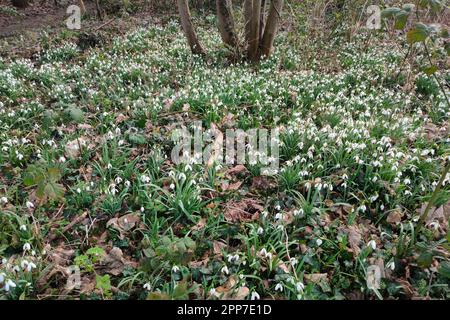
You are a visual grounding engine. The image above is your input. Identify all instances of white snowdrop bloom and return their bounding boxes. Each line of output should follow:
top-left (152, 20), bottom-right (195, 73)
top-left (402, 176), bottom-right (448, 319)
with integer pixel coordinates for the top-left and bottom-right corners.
top-left (316, 239), bottom-right (323, 247)
top-left (19, 225), bottom-right (27, 231)
top-left (387, 261), bottom-right (395, 271)
top-left (21, 260), bottom-right (29, 269)
top-left (209, 288), bottom-right (217, 296)
top-left (221, 266), bottom-right (229, 275)
top-left (251, 291), bottom-right (260, 300)
top-left (26, 201), bottom-right (34, 209)
top-left (115, 177), bottom-right (123, 184)
top-left (124, 180), bottom-right (131, 188)
top-left (275, 213), bottom-right (283, 220)
top-left (0, 197), bottom-right (8, 204)
top-left (140, 175), bottom-right (150, 183)
top-left (296, 282), bottom-right (305, 292)
top-left (293, 209), bottom-right (304, 217)
top-left (403, 178), bottom-right (411, 185)
top-left (4, 279), bottom-right (16, 292)
top-left (358, 205), bottom-right (367, 213)
top-left (228, 254), bottom-right (239, 263)
top-left (367, 240), bottom-right (377, 250)
top-left (290, 257), bottom-right (298, 266)
top-left (170, 183), bottom-right (175, 190)
top-left (259, 248), bottom-right (268, 257)
top-left (257, 227), bottom-right (264, 235)
top-left (76, 188), bottom-right (81, 194)
top-left (275, 283), bottom-right (284, 292)
top-left (23, 243), bottom-right (31, 252)
top-left (107, 163), bottom-right (113, 170)
top-left (172, 265), bottom-right (180, 273)
top-left (140, 207), bottom-right (145, 213)
top-left (58, 156), bottom-right (66, 163)
top-left (429, 222), bottom-right (439, 230)
top-left (143, 283), bottom-right (151, 291)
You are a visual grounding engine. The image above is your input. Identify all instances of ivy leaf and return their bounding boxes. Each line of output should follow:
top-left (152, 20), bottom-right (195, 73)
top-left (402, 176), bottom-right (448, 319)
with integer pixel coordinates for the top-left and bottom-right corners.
top-left (438, 261), bottom-right (450, 279)
top-left (381, 7), bottom-right (401, 19)
top-left (95, 274), bottom-right (112, 295)
top-left (423, 65), bottom-right (438, 75)
top-left (394, 10), bottom-right (409, 30)
top-left (402, 3), bottom-right (416, 12)
top-left (48, 167), bottom-right (62, 182)
top-left (44, 181), bottom-right (65, 201)
top-left (429, 0), bottom-right (444, 12)
top-left (407, 23), bottom-right (430, 43)
top-left (66, 107), bottom-right (85, 123)
top-left (445, 42), bottom-right (450, 55)
top-left (417, 251), bottom-right (433, 268)
top-left (128, 133), bottom-right (147, 145)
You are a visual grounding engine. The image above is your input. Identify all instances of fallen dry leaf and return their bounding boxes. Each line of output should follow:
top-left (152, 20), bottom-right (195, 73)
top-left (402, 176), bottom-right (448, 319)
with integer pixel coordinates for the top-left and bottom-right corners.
top-left (65, 137), bottom-right (88, 159)
top-left (386, 209), bottom-right (404, 225)
top-left (224, 198), bottom-right (264, 223)
top-left (106, 213), bottom-right (141, 239)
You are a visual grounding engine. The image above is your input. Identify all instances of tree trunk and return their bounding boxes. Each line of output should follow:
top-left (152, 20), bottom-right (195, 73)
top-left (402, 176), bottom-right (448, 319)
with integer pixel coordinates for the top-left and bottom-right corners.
top-left (244, 0), bottom-right (253, 47)
top-left (260, 0), bottom-right (284, 59)
top-left (259, 0), bottom-right (266, 42)
top-left (216, 0), bottom-right (239, 48)
top-left (247, 0), bottom-right (261, 61)
top-left (11, 0), bottom-right (29, 8)
top-left (177, 0), bottom-right (206, 55)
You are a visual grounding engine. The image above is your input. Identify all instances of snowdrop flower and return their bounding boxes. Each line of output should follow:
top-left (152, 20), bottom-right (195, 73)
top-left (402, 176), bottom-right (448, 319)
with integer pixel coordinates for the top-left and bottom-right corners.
top-left (143, 283), bottom-right (151, 291)
top-left (251, 291), bottom-right (260, 300)
top-left (140, 207), bottom-right (145, 213)
top-left (275, 283), bottom-right (284, 292)
top-left (290, 257), bottom-right (298, 267)
top-left (172, 265), bottom-right (180, 273)
top-left (23, 243), bottom-right (31, 252)
top-left (387, 261), bottom-right (395, 271)
top-left (429, 222), bottom-right (439, 230)
top-left (257, 227), bottom-right (264, 235)
top-left (124, 180), bottom-right (131, 188)
top-left (227, 254), bottom-right (239, 263)
top-left (209, 288), bottom-right (217, 296)
top-left (170, 183), bottom-right (175, 190)
top-left (26, 201), bottom-right (34, 209)
top-left (115, 177), bottom-right (123, 184)
top-left (0, 196), bottom-right (8, 204)
top-left (4, 279), bottom-right (16, 292)
top-left (107, 163), bottom-right (112, 170)
top-left (296, 282), bottom-right (305, 292)
top-left (221, 266), bottom-right (229, 275)
top-left (140, 175), bottom-right (150, 183)
top-left (58, 156), bottom-right (66, 163)
top-left (275, 213), bottom-right (283, 220)
top-left (19, 225), bottom-right (27, 231)
top-left (367, 240), bottom-right (377, 250)
top-left (316, 239), bottom-right (323, 247)
top-left (21, 260), bottom-right (36, 272)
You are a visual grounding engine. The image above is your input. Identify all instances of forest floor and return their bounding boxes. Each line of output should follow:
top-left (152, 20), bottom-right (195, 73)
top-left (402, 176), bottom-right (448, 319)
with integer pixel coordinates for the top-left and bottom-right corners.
top-left (0, 1), bottom-right (449, 300)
